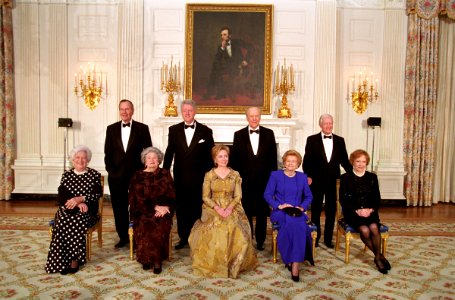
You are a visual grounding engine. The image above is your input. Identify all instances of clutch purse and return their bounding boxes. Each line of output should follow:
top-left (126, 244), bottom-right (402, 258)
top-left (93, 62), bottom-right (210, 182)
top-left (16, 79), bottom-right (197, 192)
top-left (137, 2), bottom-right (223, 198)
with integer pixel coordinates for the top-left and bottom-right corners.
top-left (283, 206), bottom-right (303, 217)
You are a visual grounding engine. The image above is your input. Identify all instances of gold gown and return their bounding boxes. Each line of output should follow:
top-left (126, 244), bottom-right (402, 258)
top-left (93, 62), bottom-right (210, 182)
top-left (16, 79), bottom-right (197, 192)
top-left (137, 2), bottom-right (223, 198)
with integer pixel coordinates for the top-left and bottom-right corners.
top-left (189, 168), bottom-right (258, 278)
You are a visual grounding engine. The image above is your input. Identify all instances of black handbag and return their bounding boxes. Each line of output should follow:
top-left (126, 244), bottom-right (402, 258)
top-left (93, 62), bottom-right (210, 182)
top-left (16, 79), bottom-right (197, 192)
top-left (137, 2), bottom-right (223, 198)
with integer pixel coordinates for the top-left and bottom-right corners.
top-left (283, 206), bottom-right (303, 217)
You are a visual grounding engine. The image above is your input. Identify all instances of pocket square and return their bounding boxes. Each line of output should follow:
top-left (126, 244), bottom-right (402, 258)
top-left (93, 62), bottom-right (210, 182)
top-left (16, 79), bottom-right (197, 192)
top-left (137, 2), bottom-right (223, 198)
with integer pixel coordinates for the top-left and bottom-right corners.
top-left (198, 139), bottom-right (205, 143)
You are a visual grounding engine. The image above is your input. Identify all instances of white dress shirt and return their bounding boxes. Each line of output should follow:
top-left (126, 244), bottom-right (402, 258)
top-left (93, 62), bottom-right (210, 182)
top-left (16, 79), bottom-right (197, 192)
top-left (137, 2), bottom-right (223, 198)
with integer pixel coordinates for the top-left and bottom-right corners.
top-left (184, 122), bottom-right (195, 147)
top-left (249, 126), bottom-right (259, 155)
top-left (121, 120), bottom-right (132, 152)
top-left (322, 132), bottom-right (333, 162)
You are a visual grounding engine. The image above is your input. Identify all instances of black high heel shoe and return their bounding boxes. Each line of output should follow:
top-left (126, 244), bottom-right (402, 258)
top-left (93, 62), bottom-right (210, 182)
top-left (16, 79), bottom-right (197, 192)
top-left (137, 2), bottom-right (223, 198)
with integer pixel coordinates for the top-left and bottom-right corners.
top-left (381, 256), bottom-right (391, 271)
top-left (60, 268), bottom-right (70, 275)
top-left (285, 264), bottom-right (291, 272)
top-left (68, 265), bottom-right (79, 274)
top-left (153, 265), bottom-right (162, 274)
top-left (374, 258), bottom-right (388, 274)
top-left (291, 273), bottom-right (299, 282)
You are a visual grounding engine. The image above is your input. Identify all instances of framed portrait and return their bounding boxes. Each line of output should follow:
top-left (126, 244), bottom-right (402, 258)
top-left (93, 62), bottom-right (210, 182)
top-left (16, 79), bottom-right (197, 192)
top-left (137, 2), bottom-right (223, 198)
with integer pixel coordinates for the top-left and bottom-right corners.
top-left (185, 4), bottom-right (273, 114)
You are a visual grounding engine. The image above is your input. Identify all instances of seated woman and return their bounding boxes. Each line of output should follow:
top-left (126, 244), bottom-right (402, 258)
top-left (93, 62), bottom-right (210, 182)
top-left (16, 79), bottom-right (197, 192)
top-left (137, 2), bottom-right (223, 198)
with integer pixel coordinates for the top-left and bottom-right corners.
top-left (264, 150), bottom-right (314, 282)
top-left (189, 144), bottom-right (257, 278)
top-left (339, 149), bottom-right (391, 274)
top-left (45, 145), bottom-right (102, 275)
top-left (129, 147), bottom-right (175, 274)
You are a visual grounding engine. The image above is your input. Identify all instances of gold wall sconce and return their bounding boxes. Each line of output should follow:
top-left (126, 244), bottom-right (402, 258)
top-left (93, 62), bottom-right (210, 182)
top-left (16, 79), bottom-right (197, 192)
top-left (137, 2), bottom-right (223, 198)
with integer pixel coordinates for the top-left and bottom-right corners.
top-left (274, 59), bottom-right (295, 118)
top-left (74, 63), bottom-right (107, 111)
top-left (161, 57), bottom-right (181, 117)
top-left (349, 68), bottom-right (379, 114)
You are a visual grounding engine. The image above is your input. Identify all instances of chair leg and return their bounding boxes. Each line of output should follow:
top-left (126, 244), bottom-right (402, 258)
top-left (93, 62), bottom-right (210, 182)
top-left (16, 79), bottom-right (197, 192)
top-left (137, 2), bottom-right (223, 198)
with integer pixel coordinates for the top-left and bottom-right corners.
top-left (97, 225), bottom-right (103, 247)
top-left (382, 237), bottom-right (388, 257)
top-left (128, 226), bottom-right (134, 260)
top-left (272, 230), bottom-right (278, 263)
top-left (168, 233), bottom-right (172, 261)
top-left (311, 231), bottom-right (317, 258)
top-left (335, 229), bottom-right (340, 253)
top-left (87, 233), bottom-right (92, 261)
top-left (345, 233), bottom-right (351, 264)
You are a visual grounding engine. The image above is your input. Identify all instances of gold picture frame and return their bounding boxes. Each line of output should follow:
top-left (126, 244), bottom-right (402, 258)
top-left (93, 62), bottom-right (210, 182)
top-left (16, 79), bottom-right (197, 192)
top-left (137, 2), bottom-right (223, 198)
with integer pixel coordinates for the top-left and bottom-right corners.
top-left (185, 4), bottom-right (273, 114)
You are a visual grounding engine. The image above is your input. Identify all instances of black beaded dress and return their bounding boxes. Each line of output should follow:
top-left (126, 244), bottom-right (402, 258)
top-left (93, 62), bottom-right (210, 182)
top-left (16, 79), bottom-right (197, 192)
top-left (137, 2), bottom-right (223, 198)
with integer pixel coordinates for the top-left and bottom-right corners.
top-left (339, 171), bottom-right (381, 228)
top-left (45, 168), bottom-right (102, 273)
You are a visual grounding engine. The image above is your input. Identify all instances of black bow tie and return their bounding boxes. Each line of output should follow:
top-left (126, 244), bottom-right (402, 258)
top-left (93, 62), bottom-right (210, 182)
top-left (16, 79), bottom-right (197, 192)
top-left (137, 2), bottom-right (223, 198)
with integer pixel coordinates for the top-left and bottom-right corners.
top-left (122, 123), bottom-right (130, 127)
top-left (250, 129), bottom-right (259, 134)
top-left (323, 135), bottom-right (332, 139)
top-left (184, 124), bottom-right (195, 129)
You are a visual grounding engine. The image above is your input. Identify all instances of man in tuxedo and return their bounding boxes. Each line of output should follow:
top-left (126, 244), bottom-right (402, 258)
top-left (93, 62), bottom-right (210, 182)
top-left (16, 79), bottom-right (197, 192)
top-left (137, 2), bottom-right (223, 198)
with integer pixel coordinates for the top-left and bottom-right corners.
top-left (163, 99), bottom-right (214, 250)
top-left (303, 113), bottom-right (352, 248)
top-left (104, 99), bottom-right (152, 248)
top-left (231, 107), bottom-right (277, 250)
top-left (208, 27), bottom-right (251, 100)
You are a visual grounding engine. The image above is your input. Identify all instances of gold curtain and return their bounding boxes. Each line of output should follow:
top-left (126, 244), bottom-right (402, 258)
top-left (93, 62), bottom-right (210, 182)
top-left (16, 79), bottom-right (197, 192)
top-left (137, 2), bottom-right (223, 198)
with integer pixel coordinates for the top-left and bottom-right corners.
top-left (433, 17), bottom-right (455, 203)
top-left (404, 1), bottom-right (444, 206)
top-left (407, 0), bottom-right (455, 20)
top-left (0, 3), bottom-right (15, 200)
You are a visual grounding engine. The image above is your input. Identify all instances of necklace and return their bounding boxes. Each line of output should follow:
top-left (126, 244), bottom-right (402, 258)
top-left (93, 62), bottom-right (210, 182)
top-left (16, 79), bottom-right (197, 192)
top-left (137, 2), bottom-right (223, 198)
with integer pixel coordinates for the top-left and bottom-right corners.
top-left (353, 170), bottom-right (365, 177)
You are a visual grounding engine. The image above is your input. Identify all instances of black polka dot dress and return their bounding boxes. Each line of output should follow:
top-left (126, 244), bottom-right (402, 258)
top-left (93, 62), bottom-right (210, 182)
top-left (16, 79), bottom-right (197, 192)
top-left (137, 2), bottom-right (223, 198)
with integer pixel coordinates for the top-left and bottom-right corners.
top-left (45, 167), bottom-right (102, 273)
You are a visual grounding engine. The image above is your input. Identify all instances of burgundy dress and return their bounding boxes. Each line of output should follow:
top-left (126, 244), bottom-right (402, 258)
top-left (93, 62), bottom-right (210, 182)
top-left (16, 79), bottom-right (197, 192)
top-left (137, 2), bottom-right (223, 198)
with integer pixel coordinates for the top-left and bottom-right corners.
top-left (128, 168), bottom-right (176, 266)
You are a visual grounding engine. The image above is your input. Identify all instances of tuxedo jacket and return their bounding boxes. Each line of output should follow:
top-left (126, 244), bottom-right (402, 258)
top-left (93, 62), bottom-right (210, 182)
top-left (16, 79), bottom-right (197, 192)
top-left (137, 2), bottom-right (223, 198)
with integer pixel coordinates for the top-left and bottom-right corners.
top-left (302, 133), bottom-right (352, 188)
top-left (104, 120), bottom-right (152, 179)
top-left (231, 126), bottom-right (277, 208)
top-left (163, 121), bottom-right (214, 190)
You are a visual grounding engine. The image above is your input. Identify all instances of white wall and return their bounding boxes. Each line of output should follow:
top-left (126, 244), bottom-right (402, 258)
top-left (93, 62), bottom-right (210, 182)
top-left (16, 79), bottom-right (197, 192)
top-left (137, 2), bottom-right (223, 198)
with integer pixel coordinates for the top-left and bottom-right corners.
top-left (12, 0), bottom-right (406, 199)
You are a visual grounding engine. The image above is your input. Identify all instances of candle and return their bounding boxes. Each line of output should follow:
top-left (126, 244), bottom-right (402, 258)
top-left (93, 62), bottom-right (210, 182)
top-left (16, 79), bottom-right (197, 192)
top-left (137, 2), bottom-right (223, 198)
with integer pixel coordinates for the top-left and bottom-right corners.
top-left (178, 62), bottom-right (181, 85)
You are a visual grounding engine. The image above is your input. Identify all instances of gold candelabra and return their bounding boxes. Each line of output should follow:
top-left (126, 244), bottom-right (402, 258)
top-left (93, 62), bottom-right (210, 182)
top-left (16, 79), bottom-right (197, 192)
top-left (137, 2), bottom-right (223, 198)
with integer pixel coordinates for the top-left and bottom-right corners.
top-left (74, 63), bottom-right (107, 111)
top-left (274, 59), bottom-right (295, 118)
top-left (161, 58), bottom-right (181, 117)
top-left (349, 68), bottom-right (379, 114)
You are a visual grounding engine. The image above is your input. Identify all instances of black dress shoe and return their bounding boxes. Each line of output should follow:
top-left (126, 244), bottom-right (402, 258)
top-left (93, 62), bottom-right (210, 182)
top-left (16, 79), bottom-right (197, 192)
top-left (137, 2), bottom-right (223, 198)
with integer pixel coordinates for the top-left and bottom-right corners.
top-left (256, 244), bottom-right (265, 251)
top-left (381, 256), bottom-right (391, 271)
top-left (308, 258), bottom-right (315, 266)
top-left (153, 265), bottom-right (162, 274)
top-left (142, 264), bottom-right (151, 270)
top-left (60, 268), bottom-right (70, 275)
top-left (115, 240), bottom-right (129, 248)
top-left (374, 258), bottom-right (388, 274)
top-left (174, 242), bottom-right (188, 250)
top-left (68, 266), bottom-right (79, 274)
top-left (324, 243), bottom-right (334, 249)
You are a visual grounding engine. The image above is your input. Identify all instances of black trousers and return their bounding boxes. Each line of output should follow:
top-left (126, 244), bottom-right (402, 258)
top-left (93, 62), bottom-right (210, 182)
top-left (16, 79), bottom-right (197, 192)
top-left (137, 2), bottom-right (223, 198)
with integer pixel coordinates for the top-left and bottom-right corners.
top-left (245, 199), bottom-right (268, 247)
top-left (310, 182), bottom-right (337, 245)
top-left (108, 176), bottom-right (130, 242)
top-left (174, 182), bottom-right (202, 244)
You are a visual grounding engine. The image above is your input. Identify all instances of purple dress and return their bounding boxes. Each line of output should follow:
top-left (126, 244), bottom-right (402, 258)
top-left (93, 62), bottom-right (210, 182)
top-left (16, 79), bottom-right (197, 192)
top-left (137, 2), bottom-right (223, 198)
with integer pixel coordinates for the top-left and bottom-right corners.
top-left (264, 170), bottom-right (313, 264)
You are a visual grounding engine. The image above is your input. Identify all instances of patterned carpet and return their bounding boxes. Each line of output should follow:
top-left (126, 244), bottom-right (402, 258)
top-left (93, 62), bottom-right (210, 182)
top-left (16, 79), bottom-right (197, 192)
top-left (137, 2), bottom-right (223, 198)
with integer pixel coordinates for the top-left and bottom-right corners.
top-left (0, 216), bottom-right (454, 299)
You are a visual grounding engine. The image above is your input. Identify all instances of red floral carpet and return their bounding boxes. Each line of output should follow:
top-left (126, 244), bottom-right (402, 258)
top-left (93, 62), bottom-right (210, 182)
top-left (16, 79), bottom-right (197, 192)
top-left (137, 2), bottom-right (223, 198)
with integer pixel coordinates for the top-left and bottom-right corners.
top-left (0, 217), bottom-right (454, 299)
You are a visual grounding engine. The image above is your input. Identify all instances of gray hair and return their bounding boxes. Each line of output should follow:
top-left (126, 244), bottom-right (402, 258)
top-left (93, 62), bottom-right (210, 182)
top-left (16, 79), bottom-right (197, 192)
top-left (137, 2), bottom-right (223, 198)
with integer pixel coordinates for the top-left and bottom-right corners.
top-left (319, 113), bottom-right (333, 125)
top-left (141, 147), bottom-right (164, 165)
top-left (181, 99), bottom-right (197, 110)
top-left (246, 106), bottom-right (261, 116)
top-left (69, 145), bottom-right (92, 162)
top-left (119, 99), bottom-right (134, 109)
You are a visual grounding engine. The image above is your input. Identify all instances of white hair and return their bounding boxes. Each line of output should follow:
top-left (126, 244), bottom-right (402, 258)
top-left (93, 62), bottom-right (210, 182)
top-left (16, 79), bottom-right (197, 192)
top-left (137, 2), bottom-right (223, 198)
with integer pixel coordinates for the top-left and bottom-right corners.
top-left (69, 145), bottom-right (92, 162)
